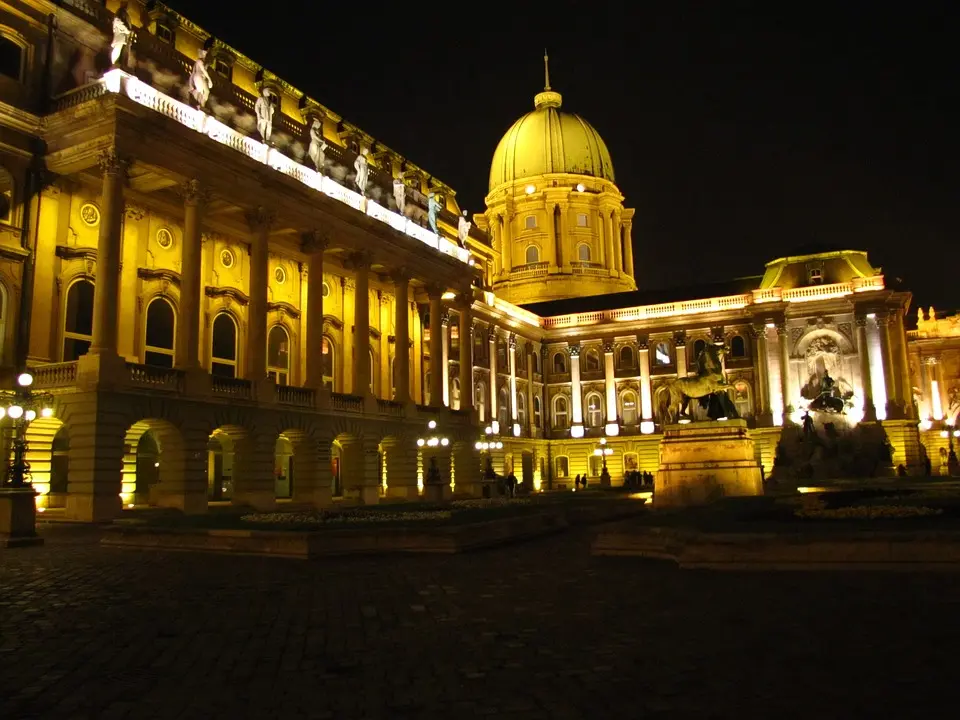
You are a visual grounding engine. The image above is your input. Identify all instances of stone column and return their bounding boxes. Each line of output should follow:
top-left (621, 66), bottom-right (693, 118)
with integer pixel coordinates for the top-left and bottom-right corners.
top-left (303, 232), bottom-right (328, 389)
top-left (351, 252), bottom-right (372, 396)
top-left (918, 356), bottom-right (930, 420)
top-left (509, 334), bottom-right (518, 432)
top-left (245, 207), bottom-right (273, 381)
top-left (895, 310), bottom-right (914, 418)
top-left (855, 315), bottom-right (877, 421)
top-left (545, 203), bottom-right (558, 269)
top-left (570, 344), bottom-right (584, 436)
top-left (927, 358), bottom-right (944, 420)
top-left (428, 286), bottom-right (444, 406)
top-left (526, 342), bottom-right (536, 435)
top-left (488, 328), bottom-right (498, 427)
top-left (500, 214), bottom-right (512, 275)
top-left (176, 180), bottom-right (206, 369)
top-left (776, 323), bottom-right (793, 418)
top-left (603, 341), bottom-right (617, 434)
top-left (623, 219), bottom-right (635, 277)
top-left (675, 333), bottom-right (688, 378)
top-left (557, 203), bottom-right (568, 270)
top-left (638, 336), bottom-right (653, 423)
top-left (458, 299), bottom-right (472, 411)
top-left (393, 271), bottom-right (411, 403)
top-left (877, 313), bottom-right (899, 418)
top-left (751, 324), bottom-right (771, 424)
top-left (90, 149), bottom-right (126, 355)
top-left (604, 210), bottom-right (617, 274)
top-left (441, 312), bottom-right (451, 407)
top-left (613, 210), bottom-right (623, 274)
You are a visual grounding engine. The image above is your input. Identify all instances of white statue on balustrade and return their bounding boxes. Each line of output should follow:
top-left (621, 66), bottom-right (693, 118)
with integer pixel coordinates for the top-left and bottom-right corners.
top-left (457, 210), bottom-right (471, 247)
top-left (393, 176), bottom-right (406, 215)
top-left (308, 119), bottom-right (327, 172)
top-left (255, 88), bottom-right (275, 143)
top-left (354, 148), bottom-right (369, 195)
top-left (427, 192), bottom-right (441, 234)
top-left (189, 50), bottom-right (213, 109)
top-left (110, 2), bottom-right (132, 66)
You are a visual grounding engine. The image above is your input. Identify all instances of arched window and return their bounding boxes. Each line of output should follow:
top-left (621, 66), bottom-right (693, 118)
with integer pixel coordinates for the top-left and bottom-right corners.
top-left (553, 395), bottom-right (569, 429)
top-left (497, 338), bottom-right (507, 367)
top-left (731, 335), bottom-right (746, 357)
top-left (694, 339), bottom-right (706, 362)
top-left (475, 381), bottom-right (486, 422)
top-left (0, 281), bottom-right (7, 363)
top-left (654, 341), bottom-right (671, 366)
top-left (474, 329), bottom-right (485, 362)
top-left (63, 279), bottom-right (95, 361)
top-left (621, 390), bottom-right (639, 426)
top-left (532, 351), bottom-right (539, 374)
top-left (0, 36), bottom-right (23, 81)
top-left (553, 352), bottom-right (566, 374)
top-left (498, 386), bottom-right (509, 428)
top-left (144, 297), bottom-right (175, 368)
top-left (0, 166), bottom-right (13, 223)
top-left (624, 452), bottom-right (639, 473)
top-left (517, 392), bottom-right (526, 428)
top-left (424, 371), bottom-right (431, 405)
top-left (577, 243), bottom-right (591, 262)
top-left (585, 392), bottom-right (604, 428)
top-left (525, 245), bottom-right (539, 264)
top-left (267, 325), bottom-right (290, 385)
top-left (451, 378), bottom-right (461, 410)
top-left (585, 348), bottom-right (601, 372)
top-left (555, 456), bottom-right (569, 479)
top-left (516, 346), bottom-right (525, 371)
top-left (533, 395), bottom-right (542, 428)
top-left (210, 313), bottom-right (238, 377)
top-left (619, 345), bottom-right (634, 368)
top-left (733, 380), bottom-right (751, 417)
top-left (321, 336), bottom-right (335, 389)
top-left (369, 349), bottom-right (376, 394)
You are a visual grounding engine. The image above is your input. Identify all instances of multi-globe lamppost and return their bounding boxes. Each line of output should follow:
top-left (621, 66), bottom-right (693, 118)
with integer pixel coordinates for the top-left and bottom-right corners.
top-left (0, 372), bottom-right (54, 547)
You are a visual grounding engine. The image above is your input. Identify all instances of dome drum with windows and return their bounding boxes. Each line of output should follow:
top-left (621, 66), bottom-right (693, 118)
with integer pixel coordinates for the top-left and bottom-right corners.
top-left (480, 53), bottom-right (637, 306)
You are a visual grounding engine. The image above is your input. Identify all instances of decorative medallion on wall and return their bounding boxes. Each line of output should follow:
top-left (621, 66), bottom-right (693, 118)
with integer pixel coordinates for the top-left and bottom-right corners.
top-left (274, 266), bottom-right (286, 284)
top-left (156, 227), bottom-right (174, 249)
top-left (322, 282), bottom-right (330, 298)
top-left (220, 248), bottom-right (235, 269)
top-left (80, 203), bottom-right (101, 227)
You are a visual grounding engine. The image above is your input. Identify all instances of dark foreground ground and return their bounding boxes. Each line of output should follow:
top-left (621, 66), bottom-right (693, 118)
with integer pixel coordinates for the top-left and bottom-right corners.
top-left (2, 523), bottom-right (959, 719)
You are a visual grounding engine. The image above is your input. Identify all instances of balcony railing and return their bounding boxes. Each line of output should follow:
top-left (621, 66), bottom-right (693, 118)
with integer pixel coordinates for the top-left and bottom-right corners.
top-left (510, 261), bottom-right (548, 280)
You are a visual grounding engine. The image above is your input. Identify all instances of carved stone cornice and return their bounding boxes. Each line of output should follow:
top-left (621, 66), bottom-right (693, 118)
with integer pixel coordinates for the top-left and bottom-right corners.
top-left (0, 244), bottom-right (29, 262)
top-left (137, 268), bottom-right (181, 286)
top-left (55, 245), bottom-right (97, 262)
top-left (179, 179), bottom-right (212, 207)
top-left (205, 285), bottom-right (250, 306)
top-left (267, 301), bottom-right (301, 319)
top-left (323, 314), bottom-right (344, 330)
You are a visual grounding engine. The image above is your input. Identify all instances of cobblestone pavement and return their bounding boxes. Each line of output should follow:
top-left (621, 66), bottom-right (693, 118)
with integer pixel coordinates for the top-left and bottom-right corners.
top-left (2, 524), bottom-right (960, 720)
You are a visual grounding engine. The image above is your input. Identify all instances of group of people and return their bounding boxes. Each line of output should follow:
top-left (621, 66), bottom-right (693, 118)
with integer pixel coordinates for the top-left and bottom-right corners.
top-left (623, 470), bottom-right (655, 490)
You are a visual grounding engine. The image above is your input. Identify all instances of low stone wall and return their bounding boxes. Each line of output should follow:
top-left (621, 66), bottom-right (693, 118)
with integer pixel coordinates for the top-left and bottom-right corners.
top-left (593, 523), bottom-right (960, 570)
top-left (101, 511), bottom-right (570, 558)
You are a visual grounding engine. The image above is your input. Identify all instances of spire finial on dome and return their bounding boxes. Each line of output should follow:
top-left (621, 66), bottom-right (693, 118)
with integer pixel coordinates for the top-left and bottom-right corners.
top-left (543, 49), bottom-right (551, 91)
top-left (534, 51), bottom-right (562, 110)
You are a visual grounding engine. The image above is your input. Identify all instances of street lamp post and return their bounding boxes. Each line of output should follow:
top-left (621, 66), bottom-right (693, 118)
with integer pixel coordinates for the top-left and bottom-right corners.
top-left (474, 424), bottom-right (505, 498)
top-left (0, 372), bottom-right (54, 547)
top-left (940, 424), bottom-right (959, 476)
top-left (593, 437), bottom-right (613, 487)
top-left (418, 419), bottom-right (451, 502)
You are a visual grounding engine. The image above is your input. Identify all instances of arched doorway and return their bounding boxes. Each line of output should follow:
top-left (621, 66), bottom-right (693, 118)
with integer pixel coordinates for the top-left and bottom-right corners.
top-left (207, 430), bottom-right (235, 501)
top-left (274, 434), bottom-right (294, 498)
top-left (134, 431), bottom-right (160, 504)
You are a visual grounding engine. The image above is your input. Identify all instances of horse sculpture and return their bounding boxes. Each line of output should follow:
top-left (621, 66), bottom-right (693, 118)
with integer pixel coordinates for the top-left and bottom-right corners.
top-left (660, 343), bottom-right (738, 423)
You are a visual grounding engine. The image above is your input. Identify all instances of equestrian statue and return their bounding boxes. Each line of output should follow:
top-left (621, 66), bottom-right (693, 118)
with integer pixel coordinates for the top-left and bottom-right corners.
top-left (660, 343), bottom-right (739, 423)
top-left (807, 370), bottom-right (852, 414)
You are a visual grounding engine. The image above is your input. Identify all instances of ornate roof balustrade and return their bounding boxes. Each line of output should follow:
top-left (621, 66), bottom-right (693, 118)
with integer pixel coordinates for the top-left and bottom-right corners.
top-left (71, 69), bottom-right (471, 265)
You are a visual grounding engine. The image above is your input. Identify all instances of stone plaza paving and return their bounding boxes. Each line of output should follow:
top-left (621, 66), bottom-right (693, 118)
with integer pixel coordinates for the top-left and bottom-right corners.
top-left (2, 523), bottom-right (959, 719)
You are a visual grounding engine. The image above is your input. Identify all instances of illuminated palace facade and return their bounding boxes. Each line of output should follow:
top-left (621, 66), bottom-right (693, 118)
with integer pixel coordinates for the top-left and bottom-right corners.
top-left (0, 1), bottom-right (950, 521)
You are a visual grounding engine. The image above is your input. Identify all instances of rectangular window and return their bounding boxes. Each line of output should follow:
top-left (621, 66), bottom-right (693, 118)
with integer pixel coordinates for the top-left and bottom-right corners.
top-left (577, 213), bottom-right (588, 227)
top-left (808, 267), bottom-right (823, 285)
top-left (156, 23), bottom-right (174, 44)
top-left (524, 215), bottom-right (537, 230)
top-left (213, 58), bottom-right (232, 81)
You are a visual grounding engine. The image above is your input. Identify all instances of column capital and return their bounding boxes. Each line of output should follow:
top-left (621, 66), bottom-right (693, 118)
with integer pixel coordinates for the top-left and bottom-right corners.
top-left (750, 324), bottom-right (766, 339)
top-left (775, 322), bottom-right (788, 336)
top-left (347, 250), bottom-right (374, 270)
top-left (508, 333), bottom-right (517, 349)
top-left (245, 206), bottom-right (276, 232)
top-left (854, 315), bottom-right (870, 328)
top-left (301, 229), bottom-right (330, 254)
top-left (178, 179), bottom-right (211, 207)
top-left (636, 335), bottom-right (649, 351)
top-left (389, 266), bottom-right (411, 284)
top-left (602, 341), bottom-right (615, 354)
top-left (98, 148), bottom-right (130, 178)
top-left (673, 330), bottom-right (686, 347)
top-left (875, 312), bottom-right (892, 327)
top-left (568, 343), bottom-right (581, 358)
top-left (525, 340), bottom-right (535, 356)
top-left (440, 310), bottom-right (450, 327)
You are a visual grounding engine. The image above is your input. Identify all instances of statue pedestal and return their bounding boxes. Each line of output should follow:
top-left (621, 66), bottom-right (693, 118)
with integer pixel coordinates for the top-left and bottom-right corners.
top-left (0, 487), bottom-right (44, 548)
top-left (655, 420), bottom-right (763, 508)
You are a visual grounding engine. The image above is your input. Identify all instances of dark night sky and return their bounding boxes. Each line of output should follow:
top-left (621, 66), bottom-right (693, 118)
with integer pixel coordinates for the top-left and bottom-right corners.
top-left (175, 1), bottom-right (958, 319)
